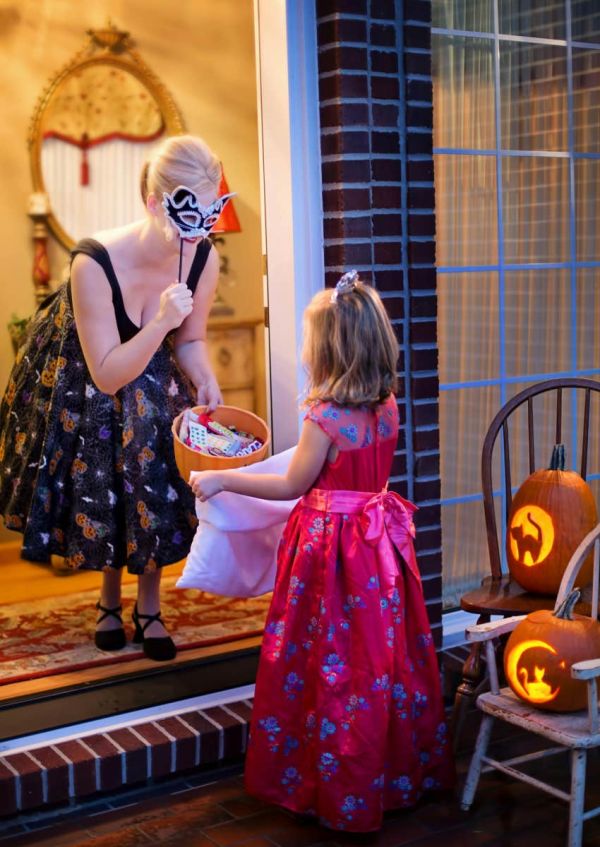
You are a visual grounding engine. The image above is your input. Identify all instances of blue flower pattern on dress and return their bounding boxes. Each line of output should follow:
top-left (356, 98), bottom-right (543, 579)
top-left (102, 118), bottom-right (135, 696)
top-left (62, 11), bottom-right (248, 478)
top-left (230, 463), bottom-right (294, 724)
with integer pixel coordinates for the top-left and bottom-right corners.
top-left (284, 734), bottom-right (300, 756)
top-left (340, 424), bottom-right (358, 443)
top-left (287, 575), bottom-right (305, 605)
top-left (281, 766), bottom-right (302, 794)
top-left (341, 694), bottom-right (369, 730)
top-left (392, 683), bottom-right (408, 719)
top-left (340, 795), bottom-right (366, 821)
top-left (391, 775), bottom-right (413, 800)
top-left (284, 671), bottom-right (305, 700)
top-left (322, 653), bottom-right (346, 685)
top-left (258, 716), bottom-right (282, 752)
top-left (412, 690), bottom-right (428, 718)
top-left (318, 752), bottom-right (340, 781)
top-left (309, 516), bottom-right (325, 536)
top-left (320, 718), bottom-right (337, 740)
top-left (372, 673), bottom-right (391, 692)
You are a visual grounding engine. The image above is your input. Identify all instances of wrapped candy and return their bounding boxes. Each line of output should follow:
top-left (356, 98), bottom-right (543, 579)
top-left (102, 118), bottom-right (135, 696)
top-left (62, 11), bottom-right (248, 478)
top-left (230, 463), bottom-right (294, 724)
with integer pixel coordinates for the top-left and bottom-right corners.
top-left (181, 410), bottom-right (263, 459)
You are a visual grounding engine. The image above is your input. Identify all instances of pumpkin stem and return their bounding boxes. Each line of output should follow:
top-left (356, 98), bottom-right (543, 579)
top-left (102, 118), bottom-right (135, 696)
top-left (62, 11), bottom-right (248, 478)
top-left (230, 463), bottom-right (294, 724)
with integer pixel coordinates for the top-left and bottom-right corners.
top-left (549, 443), bottom-right (566, 471)
top-left (554, 588), bottom-right (581, 620)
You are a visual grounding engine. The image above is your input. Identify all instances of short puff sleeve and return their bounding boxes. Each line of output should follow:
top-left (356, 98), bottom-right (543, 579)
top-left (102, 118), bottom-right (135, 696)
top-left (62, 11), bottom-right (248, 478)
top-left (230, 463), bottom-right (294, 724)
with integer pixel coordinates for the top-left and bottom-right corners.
top-left (303, 401), bottom-right (341, 443)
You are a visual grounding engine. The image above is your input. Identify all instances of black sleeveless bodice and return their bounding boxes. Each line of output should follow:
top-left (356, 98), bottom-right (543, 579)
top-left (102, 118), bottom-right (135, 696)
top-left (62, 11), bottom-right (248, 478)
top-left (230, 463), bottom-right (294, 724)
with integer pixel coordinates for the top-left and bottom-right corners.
top-left (70, 238), bottom-right (212, 342)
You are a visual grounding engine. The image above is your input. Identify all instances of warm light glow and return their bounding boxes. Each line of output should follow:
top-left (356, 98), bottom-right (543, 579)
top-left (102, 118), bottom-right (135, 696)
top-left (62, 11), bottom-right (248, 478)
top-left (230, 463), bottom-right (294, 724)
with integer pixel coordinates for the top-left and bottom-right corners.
top-left (506, 639), bottom-right (561, 704)
top-left (509, 505), bottom-right (555, 566)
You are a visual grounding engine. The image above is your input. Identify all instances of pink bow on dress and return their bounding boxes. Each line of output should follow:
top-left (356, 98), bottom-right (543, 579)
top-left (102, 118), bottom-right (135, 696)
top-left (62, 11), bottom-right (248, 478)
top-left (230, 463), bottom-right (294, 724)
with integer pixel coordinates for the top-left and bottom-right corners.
top-left (360, 490), bottom-right (420, 595)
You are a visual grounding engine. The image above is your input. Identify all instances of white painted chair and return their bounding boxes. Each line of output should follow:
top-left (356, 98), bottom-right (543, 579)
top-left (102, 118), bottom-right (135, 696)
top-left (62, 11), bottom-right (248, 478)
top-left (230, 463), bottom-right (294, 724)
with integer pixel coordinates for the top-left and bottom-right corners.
top-left (461, 522), bottom-right (600, 847)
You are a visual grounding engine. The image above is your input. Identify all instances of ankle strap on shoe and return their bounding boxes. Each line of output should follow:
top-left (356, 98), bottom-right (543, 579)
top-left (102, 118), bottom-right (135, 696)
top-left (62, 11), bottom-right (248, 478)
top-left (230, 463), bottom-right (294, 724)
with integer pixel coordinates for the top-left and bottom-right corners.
top-left (134, 607), bottom-right (164, 634)
top-left (95, 602), bottom-right (123, 624)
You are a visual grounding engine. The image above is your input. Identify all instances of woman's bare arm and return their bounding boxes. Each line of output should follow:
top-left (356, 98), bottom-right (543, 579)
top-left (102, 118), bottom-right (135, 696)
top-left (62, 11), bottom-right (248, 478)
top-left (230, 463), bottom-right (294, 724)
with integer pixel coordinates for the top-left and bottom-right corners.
top-left (71, 254), bottom-right (192, 395)
top-left (189, 420), bottom-right (332, 501)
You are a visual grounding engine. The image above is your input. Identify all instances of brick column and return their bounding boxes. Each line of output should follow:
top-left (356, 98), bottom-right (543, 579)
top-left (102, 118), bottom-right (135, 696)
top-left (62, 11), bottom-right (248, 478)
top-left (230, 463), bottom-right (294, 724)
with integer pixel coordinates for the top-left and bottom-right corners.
top-left (316, 0), bottom-right (442, 646)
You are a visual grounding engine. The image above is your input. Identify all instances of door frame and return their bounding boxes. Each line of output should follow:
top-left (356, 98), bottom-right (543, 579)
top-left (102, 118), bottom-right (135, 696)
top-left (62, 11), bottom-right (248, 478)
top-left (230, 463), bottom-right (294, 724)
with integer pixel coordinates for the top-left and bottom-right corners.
top-left (255, 0), bottom-right (323, 452)
top-left (0, 0), bottom-right (324, 741)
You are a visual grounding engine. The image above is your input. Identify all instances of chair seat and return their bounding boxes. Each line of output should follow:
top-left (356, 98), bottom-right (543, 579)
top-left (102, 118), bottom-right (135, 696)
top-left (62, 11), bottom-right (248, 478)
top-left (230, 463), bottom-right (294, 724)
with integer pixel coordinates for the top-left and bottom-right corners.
top-left (460, 576), bottom-right (556, 616)
top-left (461, 576), bottom-right (599, 618)
top-left (477, 688), bottom-right (600, 748)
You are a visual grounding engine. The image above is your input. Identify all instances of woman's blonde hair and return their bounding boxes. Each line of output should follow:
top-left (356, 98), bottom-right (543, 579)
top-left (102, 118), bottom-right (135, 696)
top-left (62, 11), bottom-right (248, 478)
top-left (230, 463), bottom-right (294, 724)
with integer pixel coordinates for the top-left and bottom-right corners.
top-left (140, 134), bottom-right (222, 204)
top-left (302, 278), bottom-right (398, 408)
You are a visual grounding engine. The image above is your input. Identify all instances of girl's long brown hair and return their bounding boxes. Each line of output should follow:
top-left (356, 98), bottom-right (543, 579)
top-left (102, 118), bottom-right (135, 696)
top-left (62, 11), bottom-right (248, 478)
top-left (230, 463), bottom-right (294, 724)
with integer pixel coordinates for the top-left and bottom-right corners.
top-left (302, 280), bottom-right (398, 408)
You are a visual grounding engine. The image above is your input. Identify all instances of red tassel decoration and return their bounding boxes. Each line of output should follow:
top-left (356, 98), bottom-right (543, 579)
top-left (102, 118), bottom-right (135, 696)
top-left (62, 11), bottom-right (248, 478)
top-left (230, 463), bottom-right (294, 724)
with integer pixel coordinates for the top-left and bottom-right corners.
top-left (80, 133), bottom-right (90, 186)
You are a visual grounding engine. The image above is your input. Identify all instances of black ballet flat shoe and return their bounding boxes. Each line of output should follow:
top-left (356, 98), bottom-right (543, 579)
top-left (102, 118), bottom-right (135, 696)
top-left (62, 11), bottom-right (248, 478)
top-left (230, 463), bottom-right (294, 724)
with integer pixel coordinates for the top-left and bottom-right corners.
top-left (132, 604), bottom-right (177, 662)
top-left (94, 602), bottom-right (126, 651)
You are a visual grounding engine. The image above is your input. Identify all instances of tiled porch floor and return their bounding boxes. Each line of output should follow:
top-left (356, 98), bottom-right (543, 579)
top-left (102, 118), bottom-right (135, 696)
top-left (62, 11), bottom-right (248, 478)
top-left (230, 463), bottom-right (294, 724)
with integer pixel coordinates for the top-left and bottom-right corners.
top-left (3, 713), bottom-right (600, 847)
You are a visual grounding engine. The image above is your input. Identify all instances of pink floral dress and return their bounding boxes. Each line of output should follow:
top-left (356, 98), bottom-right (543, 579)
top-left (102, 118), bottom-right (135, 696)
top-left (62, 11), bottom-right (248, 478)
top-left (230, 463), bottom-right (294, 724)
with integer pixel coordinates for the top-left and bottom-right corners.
top-left (244, 396), bottom-right (455, 832)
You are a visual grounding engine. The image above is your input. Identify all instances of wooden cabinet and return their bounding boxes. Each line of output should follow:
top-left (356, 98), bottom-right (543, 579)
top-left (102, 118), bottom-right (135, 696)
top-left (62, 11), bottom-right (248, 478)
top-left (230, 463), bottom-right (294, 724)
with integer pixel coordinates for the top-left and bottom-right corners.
top-left (206, 318), bottom-right (265, 419)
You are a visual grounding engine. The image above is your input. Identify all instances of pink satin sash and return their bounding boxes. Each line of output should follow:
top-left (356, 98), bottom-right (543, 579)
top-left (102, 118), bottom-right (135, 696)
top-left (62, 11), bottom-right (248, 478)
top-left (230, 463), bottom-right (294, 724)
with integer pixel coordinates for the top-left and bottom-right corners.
top-left (301, 488), bottom-right (420, 596)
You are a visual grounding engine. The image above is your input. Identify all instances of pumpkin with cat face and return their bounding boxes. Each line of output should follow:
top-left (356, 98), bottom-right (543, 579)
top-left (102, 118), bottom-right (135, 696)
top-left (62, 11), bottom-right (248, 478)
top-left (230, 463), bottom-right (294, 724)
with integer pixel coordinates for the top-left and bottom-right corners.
top-left (506, 444), bottom-right (597, 595)
top-left (504, 589), bottom-right (600, 711)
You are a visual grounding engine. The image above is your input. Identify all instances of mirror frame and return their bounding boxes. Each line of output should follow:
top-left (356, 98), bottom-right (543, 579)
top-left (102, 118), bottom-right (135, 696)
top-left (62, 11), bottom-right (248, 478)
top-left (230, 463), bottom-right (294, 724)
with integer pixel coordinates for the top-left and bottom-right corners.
top-left (27, 25), bottom-right (186, 251)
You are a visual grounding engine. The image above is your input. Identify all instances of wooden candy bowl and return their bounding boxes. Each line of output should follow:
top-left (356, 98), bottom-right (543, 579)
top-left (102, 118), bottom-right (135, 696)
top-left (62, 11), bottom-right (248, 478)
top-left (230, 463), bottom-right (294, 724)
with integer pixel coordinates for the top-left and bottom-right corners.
top-left (172, 405), bottom-right (270, 480)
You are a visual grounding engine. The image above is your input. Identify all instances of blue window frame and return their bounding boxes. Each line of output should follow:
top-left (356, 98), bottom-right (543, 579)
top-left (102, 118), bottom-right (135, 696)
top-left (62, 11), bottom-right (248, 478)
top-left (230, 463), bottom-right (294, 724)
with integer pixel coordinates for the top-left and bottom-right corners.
top-left (432, 0), bottom-right (600, 607)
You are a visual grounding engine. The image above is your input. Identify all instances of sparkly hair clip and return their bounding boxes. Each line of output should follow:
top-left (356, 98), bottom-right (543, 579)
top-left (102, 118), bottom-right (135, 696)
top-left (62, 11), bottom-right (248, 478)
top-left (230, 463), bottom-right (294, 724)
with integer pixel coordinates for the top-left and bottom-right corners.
top-left (330, 269), bottom-right (359, 303)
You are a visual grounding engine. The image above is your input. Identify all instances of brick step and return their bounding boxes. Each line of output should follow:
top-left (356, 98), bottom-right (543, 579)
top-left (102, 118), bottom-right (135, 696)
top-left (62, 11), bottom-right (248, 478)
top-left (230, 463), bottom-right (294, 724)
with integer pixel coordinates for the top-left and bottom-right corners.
top-left (0, 699), bottom-right (252, 818)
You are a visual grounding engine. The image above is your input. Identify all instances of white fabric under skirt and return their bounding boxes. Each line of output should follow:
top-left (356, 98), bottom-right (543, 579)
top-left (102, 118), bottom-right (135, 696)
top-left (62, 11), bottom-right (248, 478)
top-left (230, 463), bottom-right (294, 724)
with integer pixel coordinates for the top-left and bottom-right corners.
top-left (176, 448), bottom-right (298, 597)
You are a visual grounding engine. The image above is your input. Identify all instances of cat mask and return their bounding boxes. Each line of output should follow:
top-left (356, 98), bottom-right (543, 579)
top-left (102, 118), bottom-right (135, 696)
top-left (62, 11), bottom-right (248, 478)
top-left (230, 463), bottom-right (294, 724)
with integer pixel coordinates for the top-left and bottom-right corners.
top-left (162, 185), bottom-right (236, 239)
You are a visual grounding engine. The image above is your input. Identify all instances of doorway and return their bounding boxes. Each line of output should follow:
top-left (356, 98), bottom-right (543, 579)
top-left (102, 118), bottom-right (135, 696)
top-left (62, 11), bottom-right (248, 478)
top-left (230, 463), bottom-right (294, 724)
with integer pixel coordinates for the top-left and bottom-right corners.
top-left (0, 0), bottom-right (321, 738)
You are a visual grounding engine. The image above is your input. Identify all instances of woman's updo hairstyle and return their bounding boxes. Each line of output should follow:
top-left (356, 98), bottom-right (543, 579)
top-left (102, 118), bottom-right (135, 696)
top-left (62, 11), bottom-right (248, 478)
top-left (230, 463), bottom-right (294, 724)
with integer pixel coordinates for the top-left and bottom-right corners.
top-left (140, 134), bottom-right (222, 205)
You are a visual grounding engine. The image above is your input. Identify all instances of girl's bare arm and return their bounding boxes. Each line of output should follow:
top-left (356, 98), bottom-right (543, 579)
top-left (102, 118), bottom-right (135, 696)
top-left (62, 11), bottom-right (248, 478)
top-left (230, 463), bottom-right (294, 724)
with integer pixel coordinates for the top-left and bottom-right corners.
top-left (189, 420), bottom-right (332, 501)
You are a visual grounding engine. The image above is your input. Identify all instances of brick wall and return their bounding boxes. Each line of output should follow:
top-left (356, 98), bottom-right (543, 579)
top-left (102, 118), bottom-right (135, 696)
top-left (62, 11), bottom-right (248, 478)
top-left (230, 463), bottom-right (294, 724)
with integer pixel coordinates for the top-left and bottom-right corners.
top-left (315, 0), bottom-right (442, 646)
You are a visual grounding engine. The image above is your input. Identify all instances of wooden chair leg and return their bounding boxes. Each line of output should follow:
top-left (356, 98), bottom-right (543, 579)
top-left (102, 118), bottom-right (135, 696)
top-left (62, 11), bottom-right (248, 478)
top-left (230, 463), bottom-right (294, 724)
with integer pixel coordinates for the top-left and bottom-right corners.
top-left (461, 713), bottom-right (494, 811)
top-left (568, 749), bottom-right (586, 847)
top-left (451, 623), bottom-right (489, 751)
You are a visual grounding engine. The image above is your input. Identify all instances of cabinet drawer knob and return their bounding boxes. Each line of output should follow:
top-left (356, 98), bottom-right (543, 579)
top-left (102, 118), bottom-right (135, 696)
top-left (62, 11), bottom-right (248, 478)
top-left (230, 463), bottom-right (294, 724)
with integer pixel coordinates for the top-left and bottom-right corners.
top-left (217, 347), bottom-right (232, 367)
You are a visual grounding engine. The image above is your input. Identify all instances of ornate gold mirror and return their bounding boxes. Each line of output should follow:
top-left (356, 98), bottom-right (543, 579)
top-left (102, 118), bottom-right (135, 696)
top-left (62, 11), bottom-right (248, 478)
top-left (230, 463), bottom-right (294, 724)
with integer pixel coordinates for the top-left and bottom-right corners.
top-left (28, 24), bottom-right (185, 252)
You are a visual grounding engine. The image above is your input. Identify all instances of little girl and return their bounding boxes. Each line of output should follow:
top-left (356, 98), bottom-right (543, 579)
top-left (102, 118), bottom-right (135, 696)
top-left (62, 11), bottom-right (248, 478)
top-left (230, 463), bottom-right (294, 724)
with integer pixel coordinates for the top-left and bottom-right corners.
top-left (189, 272), bottom-right (455, 832)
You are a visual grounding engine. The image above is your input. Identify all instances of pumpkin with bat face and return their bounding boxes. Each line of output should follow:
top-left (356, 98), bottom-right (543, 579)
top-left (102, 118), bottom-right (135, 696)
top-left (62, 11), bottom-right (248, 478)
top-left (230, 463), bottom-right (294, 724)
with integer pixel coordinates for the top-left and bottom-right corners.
top-left (506, 444), bottom-right (597, 595)
top-left (504, 590), bottom-right (600, 712)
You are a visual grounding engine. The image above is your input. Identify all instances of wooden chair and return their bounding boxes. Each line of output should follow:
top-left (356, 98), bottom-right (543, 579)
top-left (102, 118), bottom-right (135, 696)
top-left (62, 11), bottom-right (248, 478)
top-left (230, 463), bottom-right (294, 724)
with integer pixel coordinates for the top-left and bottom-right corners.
top-left (452, 377), bottom-right (600, 748)
top-left (461, 522), bottom-right (600, 847)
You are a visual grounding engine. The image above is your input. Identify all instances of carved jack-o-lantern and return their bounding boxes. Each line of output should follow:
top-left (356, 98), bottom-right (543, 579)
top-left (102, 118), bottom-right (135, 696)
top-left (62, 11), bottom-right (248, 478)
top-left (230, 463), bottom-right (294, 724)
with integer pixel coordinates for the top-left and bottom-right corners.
top-left (506, 444), bottom-right (597, 595)
top-left (504, 590), bottom-right (600, 712)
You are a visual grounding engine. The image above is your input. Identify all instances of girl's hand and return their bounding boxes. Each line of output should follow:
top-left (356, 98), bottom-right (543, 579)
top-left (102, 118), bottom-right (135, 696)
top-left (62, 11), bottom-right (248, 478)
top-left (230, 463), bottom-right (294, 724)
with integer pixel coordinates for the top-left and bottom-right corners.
top-left (156, 282), bottom-right (194, 331)
top-left (197, 379), bottom-right (223, 413)
top-left (189, 470), bottom-right (225, 501)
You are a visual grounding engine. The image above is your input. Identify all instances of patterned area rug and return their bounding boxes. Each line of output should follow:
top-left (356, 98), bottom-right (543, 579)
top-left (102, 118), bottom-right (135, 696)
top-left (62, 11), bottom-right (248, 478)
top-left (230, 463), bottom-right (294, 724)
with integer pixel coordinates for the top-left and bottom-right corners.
top-left (0, 576), bottom-right (271, 686)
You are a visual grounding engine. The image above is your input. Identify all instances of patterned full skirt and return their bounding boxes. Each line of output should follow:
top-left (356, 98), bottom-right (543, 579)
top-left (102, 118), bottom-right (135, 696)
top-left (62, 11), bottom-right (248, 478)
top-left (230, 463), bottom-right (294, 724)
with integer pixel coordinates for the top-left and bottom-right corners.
top-left (0, 285), bottom-right (197, 574)
top-left (244, 489), bottom-right (455, 832)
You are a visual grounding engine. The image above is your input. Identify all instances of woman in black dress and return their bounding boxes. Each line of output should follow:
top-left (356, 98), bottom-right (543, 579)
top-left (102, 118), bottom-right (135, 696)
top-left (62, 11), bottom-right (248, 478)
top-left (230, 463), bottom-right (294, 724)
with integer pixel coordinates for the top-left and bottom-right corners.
top-left (0, 135), bottom-right (224, 660)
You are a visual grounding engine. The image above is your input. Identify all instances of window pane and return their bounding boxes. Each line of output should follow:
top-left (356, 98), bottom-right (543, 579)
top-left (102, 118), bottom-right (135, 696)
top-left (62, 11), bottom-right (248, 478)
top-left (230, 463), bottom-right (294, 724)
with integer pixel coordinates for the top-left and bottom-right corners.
top-left (573, 49), bottom-right (600, 153)
top-left (507, 383), bottom-right (580, 479)
top-left (441, 498), bottom-right (499, 609)
top-left (500, 43), bottom-right (567, 151)
top-left (504, 270), bottom-right (571, 377)
top-left (440, 384), bottom-right (501, 499)
top-left (438, 272), bottom-right (499, 383)
top-left (498, 0), bottom-right (566, 41)
top-left (576, 159), bottom-right (600, 261)
top-left (432, 35), bottom-right (495, 150)
top-left (502, 156), bottom-right (570, 263)
top-left (571, 0), bottom-right (600, 44)
top-left (577, 270), bottom-right (600, 370)
top-left (435, 154), bottom-right (498, 266)
top-left (432, 0), bottom-right (493, 33)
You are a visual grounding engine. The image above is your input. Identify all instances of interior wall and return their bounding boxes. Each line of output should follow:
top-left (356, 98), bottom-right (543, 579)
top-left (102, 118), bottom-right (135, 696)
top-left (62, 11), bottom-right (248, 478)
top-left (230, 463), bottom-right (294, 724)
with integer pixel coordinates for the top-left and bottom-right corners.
top-left (0, 0), bottom-right (263, 541)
